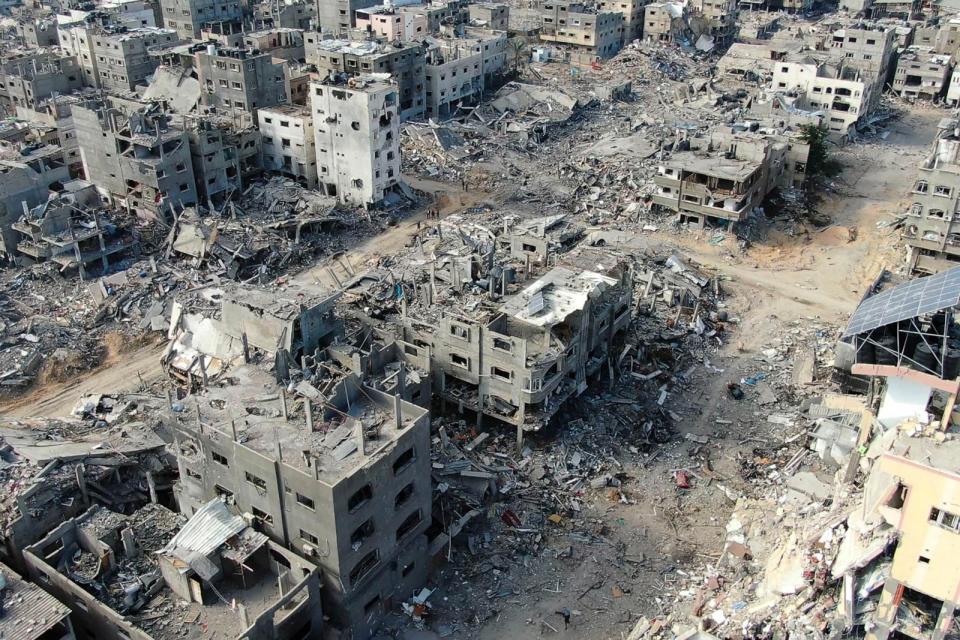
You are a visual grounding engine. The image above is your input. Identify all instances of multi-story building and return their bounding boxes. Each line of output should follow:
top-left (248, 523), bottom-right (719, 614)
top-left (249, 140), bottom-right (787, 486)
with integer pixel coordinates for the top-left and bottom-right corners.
top-left (772, 55), bottom-right (878, 140)
top-left (469, 2), bottom-right (510, 30)
top-left (315, 0), bottom-right (380, 33)
top-left (538, 1), bottom-right (624, 60)
top-left (195, 43), bottom-right (291, 116)
top-left (399, 0), bottom-right (470, 33)
top-left (90, 26), bottom-right (180, 92)
top-left (0, 50), bottom-right (84, 115)
top-left (171, 367), bottom-right (431, 640)
top-left (73, 98), bottom-right (198, 220)
top-left (308, 38), bottom-right (425, 121)
top-left (598, 0), bottom-right (643, 43)
top-left (17, 15), bottom-right (58, 47)
top-left (174, 113), bottom-right (254, 205)
top-left (258, 103), bottom-right (317, 187)
top-left (892, 46), bottom-right (954, 100)
top-left (643, 2), bottom-right (687, 43)
top-left (689, 0), bottom-right (737, 48)
top-left (311, 76), bottom-right (401, 206)
top-left (424, 28), bottom-right (508, 120)
top-left (253, 0), bottom-right (316, 29)
top-left (242, 27), bottom-right (305, 61)
top-left (355, 5), bottom-right (429, 40)
top-left (159, 0), bottom-right (243, 39)
top-left (901, 118), bottom-right (960, 274)
top-left (652, 125), bottom-right (808, 227)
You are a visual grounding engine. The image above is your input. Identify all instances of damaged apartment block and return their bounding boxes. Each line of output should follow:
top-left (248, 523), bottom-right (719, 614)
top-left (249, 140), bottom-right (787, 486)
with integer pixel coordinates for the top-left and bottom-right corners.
top-left (171, 371), bottom-right (432, 639)
top-left (652, 123), bottom-right (810, 229)
top-left (73, 98), bottom-right (198, 221)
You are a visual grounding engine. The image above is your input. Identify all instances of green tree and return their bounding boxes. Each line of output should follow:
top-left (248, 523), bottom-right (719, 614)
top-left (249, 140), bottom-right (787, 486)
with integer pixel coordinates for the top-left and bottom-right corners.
top-left (799, 124), bottom-right (841, 177)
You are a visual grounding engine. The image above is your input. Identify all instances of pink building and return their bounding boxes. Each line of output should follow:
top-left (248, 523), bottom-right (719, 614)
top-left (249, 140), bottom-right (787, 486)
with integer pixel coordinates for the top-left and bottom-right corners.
top-left (355, 5), bottom-right (427, 40)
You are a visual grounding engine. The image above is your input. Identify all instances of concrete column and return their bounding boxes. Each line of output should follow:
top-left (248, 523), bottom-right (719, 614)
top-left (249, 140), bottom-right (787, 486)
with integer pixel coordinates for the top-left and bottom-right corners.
top-left (76, 464), bottom-right (89, 505)
top-left (279, 390), bottom-right (288, 421)
top-left (238, 604), bottom-right (250, 629)
top-left (121, 527), bottom-right (137, 558)
top-left (305, 400), bottom-right (314, 431)
top-left (146, 471), bottom-right (158, 504)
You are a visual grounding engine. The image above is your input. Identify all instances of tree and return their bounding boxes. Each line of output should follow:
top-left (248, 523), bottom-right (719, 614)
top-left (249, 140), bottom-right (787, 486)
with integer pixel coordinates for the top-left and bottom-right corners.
top-left (798, 124), bottom-right (841, 177)
top-left (509, 37), bottom-right (528, 78)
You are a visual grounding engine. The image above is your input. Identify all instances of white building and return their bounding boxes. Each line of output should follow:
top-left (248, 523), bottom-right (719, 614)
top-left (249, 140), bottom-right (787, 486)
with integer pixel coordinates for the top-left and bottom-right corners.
top-left (773, 56), bottom-right (874, 140)
top-left (258, 104), bottom-right (317, 188)
top-left (310, 76), bottom-right (401, 207)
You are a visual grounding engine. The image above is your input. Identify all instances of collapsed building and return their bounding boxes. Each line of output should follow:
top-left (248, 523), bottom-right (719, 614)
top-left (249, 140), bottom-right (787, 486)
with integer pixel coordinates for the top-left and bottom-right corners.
top-left (23, 500), bottom-right (324, 640)
top-left (0, 143), bottom-right (70, 255)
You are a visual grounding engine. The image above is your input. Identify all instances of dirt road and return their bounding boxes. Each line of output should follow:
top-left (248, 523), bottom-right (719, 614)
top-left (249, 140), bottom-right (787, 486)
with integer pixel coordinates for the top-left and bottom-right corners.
top-left (1, 341), bottom-right (167, 418)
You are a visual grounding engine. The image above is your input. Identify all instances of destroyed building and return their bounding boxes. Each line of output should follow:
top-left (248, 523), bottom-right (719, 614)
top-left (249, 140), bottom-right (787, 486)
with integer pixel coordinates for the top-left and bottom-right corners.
top-left (689, 0), bottom-right (738, 49)
top-left (892, 46), bottom-right (954, 100)
top-left (24, 500), bottom-right (324, 640)
top-left (311, 75), bottom-right (402, 207)
top-left (170, 368), bottom-right (432, 639)
top-left (902, 117), bottom-right (960, 274)
top-left (307, 38), bottom-right (426, 121)
top-left (253, 0), bottom-right (315, 30)
top-left (643, 2), bottom-right (688, 44)
top-left (315, 0), bottom-right (380, 33)
top-left (258, 103), bottom-right (317, 188)
top-left (0, 415), bottom-right (173, 571)
top-left (0, 49), bottom-right (84, 115)
top-left (399, 0), bottom-right (471, 34)
top-left (173, 112), bottom-right (255, 206)
top-left (0, 144), bottom-right (70, 255)
top-left (537, 1), bottom-right (625, 61)
top-left (652, 124), bottom-right (808, 228)
top-left (73, 99), bottom-right (199, 221)
top-left (9, 181), bottom-right (135, 277)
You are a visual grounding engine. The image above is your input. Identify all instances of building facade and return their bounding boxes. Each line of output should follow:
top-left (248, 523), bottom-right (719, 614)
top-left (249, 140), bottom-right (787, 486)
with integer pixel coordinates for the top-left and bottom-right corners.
top-left (258, 103), bottom-right (317, 187)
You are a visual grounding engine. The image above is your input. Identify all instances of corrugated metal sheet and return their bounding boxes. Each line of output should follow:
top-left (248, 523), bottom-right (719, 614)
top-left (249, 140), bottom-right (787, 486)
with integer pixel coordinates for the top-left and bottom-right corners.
top-left (0, 564), bottom-right (71, 640)
top-left (161, 498), bottom-right (246, 562)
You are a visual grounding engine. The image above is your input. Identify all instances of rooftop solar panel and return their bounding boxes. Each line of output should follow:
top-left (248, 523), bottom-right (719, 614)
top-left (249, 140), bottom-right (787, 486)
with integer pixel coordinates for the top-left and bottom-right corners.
top-left (842, 267), bottom-right (960, 338)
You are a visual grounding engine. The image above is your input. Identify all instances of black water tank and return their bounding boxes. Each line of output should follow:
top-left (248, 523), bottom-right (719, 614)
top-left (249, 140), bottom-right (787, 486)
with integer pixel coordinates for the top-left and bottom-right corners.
top-left (913, 341), bottom-right (939, 373)
top-left (945, 348), bottom-right (960, 380)
top-left (876, 336), bottom-right (898, 365)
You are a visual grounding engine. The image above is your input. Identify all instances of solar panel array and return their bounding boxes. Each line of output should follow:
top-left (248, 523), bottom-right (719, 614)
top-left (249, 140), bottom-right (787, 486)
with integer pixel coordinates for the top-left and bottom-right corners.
top-left (842, 267), bottom-right (960, 338)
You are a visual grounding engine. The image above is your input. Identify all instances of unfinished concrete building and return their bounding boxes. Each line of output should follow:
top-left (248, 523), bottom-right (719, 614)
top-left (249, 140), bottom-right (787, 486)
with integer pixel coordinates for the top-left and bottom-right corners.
top-left (23, 501), bottom-right (324, 640)
top-left (241, 28), bottom-right (305, 62)
top-left (170, 370), bottom-right (431, 639)
top-left (538, 1), bottom-right (625, 61)
top-left (159, 0), bottom-right (243, 39)
top-left (469, 2), bottom-right (510, 30)
top-left (424, 29), bottom-right (508, 120)
top-left (311, 76), bottom-right (401, 207)
top-left (73, 100), bottom-right (198, 221)
top-left (253, 0), bottom-right (315, 29)
top-left (892, 46), bottom-right (954, 100)
top-left (258, 103), bottom-right (316, 188)
top-left (0, 50), bottom-right (84, 115)
top-left (307, 39), bottom-right (425, 121)
top-left (0, 144), bottom-right (70, 256)
top-left (902, 118), bottom-right (960, 274)
top-left (17, 16), bottom-right (59, 48)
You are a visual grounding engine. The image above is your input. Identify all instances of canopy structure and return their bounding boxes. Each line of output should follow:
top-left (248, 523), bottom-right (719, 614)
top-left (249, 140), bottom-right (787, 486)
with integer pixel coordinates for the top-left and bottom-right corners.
top-left (843, 267), bottom-right (960, 380)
